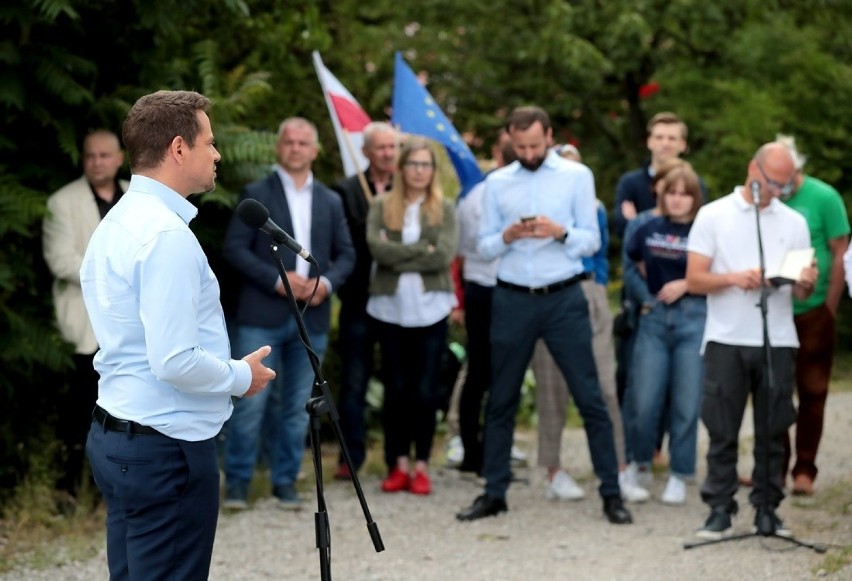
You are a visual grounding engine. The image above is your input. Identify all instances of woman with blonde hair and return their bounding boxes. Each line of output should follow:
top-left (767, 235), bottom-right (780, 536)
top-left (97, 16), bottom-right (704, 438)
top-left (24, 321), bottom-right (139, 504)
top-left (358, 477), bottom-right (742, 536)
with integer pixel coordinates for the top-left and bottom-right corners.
top-left (366, 137), bottom-right (458, 495)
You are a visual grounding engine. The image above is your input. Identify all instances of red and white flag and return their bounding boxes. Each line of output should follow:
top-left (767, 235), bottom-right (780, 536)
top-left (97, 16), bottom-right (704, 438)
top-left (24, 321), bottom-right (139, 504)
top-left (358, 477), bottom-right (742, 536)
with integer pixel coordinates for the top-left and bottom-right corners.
top-left (312, 51), bottom-right (371, 177)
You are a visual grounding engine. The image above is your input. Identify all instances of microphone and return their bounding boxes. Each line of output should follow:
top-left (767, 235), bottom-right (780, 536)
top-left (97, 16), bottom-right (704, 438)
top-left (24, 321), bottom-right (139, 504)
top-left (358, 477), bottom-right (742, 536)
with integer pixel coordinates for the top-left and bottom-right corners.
top-left (236, 198), bottom-right (316, 264)
top-left (750, 180), bottom-right (761, 205)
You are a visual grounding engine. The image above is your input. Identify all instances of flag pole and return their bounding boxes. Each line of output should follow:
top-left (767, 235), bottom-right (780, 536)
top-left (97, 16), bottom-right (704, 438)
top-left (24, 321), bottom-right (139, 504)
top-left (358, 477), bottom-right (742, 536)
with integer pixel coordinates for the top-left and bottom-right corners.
top-left (342, 129), bottom-right (372, 203)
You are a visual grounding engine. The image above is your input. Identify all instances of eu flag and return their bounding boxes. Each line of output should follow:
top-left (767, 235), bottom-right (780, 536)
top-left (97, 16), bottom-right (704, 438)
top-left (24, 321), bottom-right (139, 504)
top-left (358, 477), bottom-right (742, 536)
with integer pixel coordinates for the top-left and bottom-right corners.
top-left (392, 52), bottom-right (484, 196)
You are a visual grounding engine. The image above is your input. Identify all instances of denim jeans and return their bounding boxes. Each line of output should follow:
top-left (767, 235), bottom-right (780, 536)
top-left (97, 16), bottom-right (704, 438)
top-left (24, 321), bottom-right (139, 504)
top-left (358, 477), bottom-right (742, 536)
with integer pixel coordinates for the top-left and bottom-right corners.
top-left (628, 296), bottom-right (706, 478)
top-left (224, 322), bottom-right (328, 488)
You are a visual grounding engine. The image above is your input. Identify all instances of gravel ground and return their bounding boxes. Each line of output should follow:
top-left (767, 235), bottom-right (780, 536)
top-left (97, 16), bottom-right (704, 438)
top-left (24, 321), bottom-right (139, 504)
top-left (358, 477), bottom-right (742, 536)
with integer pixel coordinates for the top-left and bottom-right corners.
top-left (4, 393), bottom-right (851, 580)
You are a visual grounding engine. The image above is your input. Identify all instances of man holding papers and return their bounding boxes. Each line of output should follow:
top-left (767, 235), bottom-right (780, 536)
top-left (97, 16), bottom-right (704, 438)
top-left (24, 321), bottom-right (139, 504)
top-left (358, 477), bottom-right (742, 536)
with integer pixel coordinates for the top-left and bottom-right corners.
top-left (685, 142), bottom-right (817, 540)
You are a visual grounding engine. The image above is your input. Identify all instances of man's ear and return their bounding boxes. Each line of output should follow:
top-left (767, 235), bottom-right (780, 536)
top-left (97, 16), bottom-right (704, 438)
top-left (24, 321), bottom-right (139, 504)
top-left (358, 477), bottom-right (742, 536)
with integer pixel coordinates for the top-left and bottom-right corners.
top-left (169, 135), bottom-right (185, 164)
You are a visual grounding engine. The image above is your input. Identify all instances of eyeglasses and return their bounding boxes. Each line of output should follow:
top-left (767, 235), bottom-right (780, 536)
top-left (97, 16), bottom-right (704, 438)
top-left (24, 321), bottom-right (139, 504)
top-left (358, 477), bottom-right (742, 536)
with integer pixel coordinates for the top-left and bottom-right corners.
top-left (755, 162), bottom-right (794, 197)
top-left (403, 161), bottom-right (434, 171)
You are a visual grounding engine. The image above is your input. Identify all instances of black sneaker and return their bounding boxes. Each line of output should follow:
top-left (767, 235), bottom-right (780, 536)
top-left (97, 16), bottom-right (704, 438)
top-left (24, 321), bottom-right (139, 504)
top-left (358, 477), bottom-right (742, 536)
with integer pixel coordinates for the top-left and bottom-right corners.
top-left (752, 507), bottom-right (792, 538)
top-left (696, 503), bottom-right (737, 540)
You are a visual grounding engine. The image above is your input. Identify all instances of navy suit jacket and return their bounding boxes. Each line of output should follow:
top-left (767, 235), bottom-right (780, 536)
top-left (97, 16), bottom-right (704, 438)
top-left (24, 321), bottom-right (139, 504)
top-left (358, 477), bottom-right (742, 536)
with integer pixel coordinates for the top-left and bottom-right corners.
top-left (223, 171), bottom-right (355, 334)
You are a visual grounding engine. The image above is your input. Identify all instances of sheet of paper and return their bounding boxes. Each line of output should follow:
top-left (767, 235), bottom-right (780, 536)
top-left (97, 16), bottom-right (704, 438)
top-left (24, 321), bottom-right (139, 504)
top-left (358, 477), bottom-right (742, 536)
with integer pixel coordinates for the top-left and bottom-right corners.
top-left (767, 247), bottom-right (814, 285)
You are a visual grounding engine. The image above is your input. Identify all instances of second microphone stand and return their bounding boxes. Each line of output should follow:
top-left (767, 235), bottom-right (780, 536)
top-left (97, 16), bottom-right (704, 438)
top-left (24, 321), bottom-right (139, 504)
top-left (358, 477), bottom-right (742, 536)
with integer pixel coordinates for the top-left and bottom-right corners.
top-left (270, 244), bottom-right (384, 580)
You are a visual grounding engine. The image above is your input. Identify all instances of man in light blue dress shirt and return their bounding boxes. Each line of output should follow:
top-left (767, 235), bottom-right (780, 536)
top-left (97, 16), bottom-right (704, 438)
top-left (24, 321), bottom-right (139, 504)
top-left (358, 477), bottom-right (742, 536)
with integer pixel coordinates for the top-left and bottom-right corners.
top-left (81, 90), bottom-right (275, 580)
top-left (456, 106), bottom-right (632, 525)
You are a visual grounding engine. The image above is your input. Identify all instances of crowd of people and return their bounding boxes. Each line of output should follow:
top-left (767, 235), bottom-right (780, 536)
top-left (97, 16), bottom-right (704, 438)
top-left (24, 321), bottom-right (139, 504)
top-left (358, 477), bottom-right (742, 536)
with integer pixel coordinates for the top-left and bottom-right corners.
top-left (42, 91), bottom-right (850, 577)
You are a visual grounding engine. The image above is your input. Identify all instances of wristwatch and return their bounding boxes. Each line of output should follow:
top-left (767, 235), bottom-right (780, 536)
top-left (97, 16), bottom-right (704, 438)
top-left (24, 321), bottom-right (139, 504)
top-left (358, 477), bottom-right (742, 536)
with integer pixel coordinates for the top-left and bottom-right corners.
top-left (556, 229), bottom-right (569, 244)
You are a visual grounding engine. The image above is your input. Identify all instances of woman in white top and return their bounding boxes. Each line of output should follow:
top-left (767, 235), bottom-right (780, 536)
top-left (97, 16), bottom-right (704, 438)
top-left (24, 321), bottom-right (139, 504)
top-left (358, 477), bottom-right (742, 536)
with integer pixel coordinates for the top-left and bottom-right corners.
top-left (366, 137), bottom-right (458, 496)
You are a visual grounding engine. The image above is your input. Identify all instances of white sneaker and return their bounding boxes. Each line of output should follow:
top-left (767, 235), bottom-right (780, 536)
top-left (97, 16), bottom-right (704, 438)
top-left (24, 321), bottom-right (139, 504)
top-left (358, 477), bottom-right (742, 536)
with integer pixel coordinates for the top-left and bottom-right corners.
top-left (510, 445), bottom-right (528, 467)
top-left (661, 475), bottom-right (686, 505)
top-left (445, 435), bottom-right (464, 466)
top-left (619, 470), bottom-right (650, 503)
top-left (626, 461), bottom-right (653, 488)
top-left (545, 470), bottom-right (585, 501)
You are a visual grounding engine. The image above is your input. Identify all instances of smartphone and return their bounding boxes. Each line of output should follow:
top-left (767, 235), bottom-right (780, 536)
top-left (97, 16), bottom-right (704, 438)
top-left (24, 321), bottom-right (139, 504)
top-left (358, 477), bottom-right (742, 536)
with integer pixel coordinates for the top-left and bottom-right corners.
top-left (520, 215), bottom-right (536, 223)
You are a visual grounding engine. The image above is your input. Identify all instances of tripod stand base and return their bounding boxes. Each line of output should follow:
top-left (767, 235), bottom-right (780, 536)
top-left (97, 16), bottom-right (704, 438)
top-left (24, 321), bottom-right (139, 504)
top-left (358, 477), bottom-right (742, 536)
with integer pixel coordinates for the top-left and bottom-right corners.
top-left (684, 531), bottom-right (827, 552)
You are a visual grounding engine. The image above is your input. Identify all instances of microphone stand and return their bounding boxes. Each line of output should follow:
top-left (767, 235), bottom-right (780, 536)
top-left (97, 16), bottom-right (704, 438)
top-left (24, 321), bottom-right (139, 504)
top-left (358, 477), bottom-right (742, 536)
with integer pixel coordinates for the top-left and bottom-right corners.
top-left (269, 244), bottom-right (384, 580)
top-left (684, 187), bottom-right (824, 553)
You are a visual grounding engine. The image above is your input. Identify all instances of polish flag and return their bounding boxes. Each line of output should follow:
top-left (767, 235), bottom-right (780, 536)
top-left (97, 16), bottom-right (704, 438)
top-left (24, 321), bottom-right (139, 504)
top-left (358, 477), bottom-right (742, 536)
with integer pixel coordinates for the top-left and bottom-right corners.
top-left (312, 52), bottom-right (371, 177)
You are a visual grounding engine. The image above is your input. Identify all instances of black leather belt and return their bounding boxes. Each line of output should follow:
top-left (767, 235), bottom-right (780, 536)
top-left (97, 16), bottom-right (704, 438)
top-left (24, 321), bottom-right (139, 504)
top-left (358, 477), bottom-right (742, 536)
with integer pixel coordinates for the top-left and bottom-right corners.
top-left (496, 273), bottom-right (584, 295)
top-left (92, 405), bottom-right (161, 436)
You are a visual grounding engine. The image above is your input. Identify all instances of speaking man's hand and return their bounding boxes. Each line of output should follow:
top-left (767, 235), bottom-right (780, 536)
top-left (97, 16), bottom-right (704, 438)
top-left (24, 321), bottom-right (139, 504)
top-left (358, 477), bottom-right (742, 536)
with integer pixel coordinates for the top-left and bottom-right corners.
top-left (242, 345), bottom-right (276, 397)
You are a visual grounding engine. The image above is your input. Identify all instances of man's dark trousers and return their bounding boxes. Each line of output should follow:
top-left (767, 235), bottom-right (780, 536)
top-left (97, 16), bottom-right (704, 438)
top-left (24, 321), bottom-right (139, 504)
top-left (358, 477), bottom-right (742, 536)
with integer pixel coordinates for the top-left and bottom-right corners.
top-left (336, 300), bottom-right (377, 471)
top-left (87, 423), bottom-right (219, 581)
top-left (458, 281), bottom-right (493, 472)
top-left (482, 282), bottom-right (620, 500)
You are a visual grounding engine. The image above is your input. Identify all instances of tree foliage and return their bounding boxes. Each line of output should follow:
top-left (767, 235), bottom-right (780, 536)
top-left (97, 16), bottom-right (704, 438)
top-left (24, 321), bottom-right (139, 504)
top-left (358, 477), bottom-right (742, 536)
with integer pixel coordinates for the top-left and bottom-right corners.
top-left (1, 0), bottom-right (850, 502)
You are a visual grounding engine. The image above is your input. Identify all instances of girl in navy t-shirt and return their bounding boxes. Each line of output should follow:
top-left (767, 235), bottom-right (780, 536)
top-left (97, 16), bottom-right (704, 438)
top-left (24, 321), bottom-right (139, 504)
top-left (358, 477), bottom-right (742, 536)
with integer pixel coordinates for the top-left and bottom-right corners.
top-left (623, 163), bottom-right (706, 506)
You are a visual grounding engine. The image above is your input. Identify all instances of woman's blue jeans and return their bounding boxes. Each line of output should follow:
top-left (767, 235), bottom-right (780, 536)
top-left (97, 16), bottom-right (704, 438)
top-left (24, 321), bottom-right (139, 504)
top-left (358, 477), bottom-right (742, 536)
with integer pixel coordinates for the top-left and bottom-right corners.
top-left (627, 296), bottom-right (706, 478)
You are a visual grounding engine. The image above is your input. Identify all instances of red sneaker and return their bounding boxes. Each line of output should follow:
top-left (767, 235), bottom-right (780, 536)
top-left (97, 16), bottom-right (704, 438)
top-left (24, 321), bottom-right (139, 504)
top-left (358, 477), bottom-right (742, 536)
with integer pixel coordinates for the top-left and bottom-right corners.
top-left (409, 471), bottom-right (432, 495)
top-left (381, 468), bottom-right (411, 493)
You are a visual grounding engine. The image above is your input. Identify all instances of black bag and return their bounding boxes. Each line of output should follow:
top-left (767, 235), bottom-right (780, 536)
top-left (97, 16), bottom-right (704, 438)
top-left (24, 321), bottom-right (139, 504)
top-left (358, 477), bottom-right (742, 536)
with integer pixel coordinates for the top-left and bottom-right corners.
top-left (613, 308), bottom-right (633, 339)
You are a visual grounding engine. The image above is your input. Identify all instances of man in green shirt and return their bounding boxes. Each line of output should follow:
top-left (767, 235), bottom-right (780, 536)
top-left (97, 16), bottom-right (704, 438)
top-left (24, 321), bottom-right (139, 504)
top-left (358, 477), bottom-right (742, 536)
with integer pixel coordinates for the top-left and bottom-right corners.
top-left (778, 136), bottom-right (850, 496)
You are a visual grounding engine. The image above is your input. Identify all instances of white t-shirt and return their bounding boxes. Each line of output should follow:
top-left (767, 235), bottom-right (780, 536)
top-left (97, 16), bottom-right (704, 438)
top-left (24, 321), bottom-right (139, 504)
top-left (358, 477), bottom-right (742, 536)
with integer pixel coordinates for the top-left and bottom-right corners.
top-left (687, 188), bottom-right (811, 350)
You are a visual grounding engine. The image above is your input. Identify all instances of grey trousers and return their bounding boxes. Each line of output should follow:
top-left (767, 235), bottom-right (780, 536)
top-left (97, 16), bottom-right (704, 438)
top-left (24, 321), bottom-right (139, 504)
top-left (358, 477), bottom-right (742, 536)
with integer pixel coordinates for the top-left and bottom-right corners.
top-left (533, 280), bottom-right (626, 468)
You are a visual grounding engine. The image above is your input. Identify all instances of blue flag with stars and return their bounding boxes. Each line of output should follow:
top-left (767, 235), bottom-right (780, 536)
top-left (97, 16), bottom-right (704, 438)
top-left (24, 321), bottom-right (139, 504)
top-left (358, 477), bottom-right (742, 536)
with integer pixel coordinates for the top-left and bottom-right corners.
top-left (392, 52), bottom-right (483, 197)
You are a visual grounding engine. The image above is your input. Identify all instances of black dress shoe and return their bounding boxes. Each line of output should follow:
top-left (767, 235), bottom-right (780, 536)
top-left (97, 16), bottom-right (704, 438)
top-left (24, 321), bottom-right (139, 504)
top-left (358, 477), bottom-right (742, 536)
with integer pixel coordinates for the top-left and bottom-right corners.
top-left (456, 494), bottom-right (508, 521)
top-left (603, 495), bottom-right (633, 525)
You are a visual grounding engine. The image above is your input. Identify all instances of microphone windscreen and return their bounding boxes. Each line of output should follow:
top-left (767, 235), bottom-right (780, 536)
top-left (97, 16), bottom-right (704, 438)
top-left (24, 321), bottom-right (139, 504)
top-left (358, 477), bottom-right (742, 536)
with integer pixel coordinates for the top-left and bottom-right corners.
top-left (236, 198), bottom-right (270, 228)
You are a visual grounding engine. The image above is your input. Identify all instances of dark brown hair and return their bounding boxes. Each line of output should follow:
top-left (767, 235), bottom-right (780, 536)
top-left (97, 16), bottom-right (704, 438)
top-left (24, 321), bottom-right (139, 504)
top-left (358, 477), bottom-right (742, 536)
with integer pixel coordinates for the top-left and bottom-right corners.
top-left (506, 106), bottom-right (551, 133)
top-left (122, 90), bottom-right (211, 172)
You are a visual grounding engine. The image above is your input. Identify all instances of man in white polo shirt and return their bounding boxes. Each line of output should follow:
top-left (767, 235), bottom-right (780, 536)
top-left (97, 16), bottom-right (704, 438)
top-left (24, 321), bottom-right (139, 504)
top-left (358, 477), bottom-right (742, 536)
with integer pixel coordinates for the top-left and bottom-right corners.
top-left (685, 142), bottom-right (817, 540)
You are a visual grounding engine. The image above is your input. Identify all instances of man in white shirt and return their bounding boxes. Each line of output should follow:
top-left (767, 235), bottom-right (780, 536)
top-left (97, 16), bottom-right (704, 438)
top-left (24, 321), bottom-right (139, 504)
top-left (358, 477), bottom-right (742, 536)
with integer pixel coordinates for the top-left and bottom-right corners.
top-left (686, 142), bottom-right (817, 540)
top-left (222, 117), bottom-right (355, 509)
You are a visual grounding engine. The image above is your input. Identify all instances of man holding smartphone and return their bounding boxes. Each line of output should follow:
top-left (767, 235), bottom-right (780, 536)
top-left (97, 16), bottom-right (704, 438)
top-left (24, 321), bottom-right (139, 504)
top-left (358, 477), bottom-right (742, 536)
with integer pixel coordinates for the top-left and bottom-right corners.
top-left (456, 106), bottom-right (631, 525)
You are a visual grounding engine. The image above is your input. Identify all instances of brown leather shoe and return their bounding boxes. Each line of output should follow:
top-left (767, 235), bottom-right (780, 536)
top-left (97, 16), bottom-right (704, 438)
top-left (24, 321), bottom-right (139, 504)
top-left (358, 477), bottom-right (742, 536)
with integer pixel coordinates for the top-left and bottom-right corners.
top-left (333, 463), bottom-right (351, 481)
top-left (791, 473), bottom-right (814, 496)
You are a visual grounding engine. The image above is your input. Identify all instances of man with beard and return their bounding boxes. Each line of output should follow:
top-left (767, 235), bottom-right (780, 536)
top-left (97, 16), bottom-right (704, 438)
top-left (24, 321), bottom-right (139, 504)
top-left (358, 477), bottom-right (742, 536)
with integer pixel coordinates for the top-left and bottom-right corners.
top-left (456, 106), bottom-right (632, 525)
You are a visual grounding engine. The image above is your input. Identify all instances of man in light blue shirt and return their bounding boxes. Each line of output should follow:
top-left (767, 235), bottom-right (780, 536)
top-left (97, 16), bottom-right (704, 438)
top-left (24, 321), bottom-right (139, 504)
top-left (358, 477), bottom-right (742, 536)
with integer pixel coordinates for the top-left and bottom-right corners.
top-left (456, 106), bottom-right (631, 525)
top-left (81, 90), bottom-right (275, 580)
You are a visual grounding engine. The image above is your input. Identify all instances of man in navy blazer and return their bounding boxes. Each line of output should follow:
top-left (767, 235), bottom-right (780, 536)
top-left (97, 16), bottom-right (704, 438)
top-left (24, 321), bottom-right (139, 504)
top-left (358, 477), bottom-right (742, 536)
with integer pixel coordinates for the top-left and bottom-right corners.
top-left (222, 117), bottom-right (355, 509)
